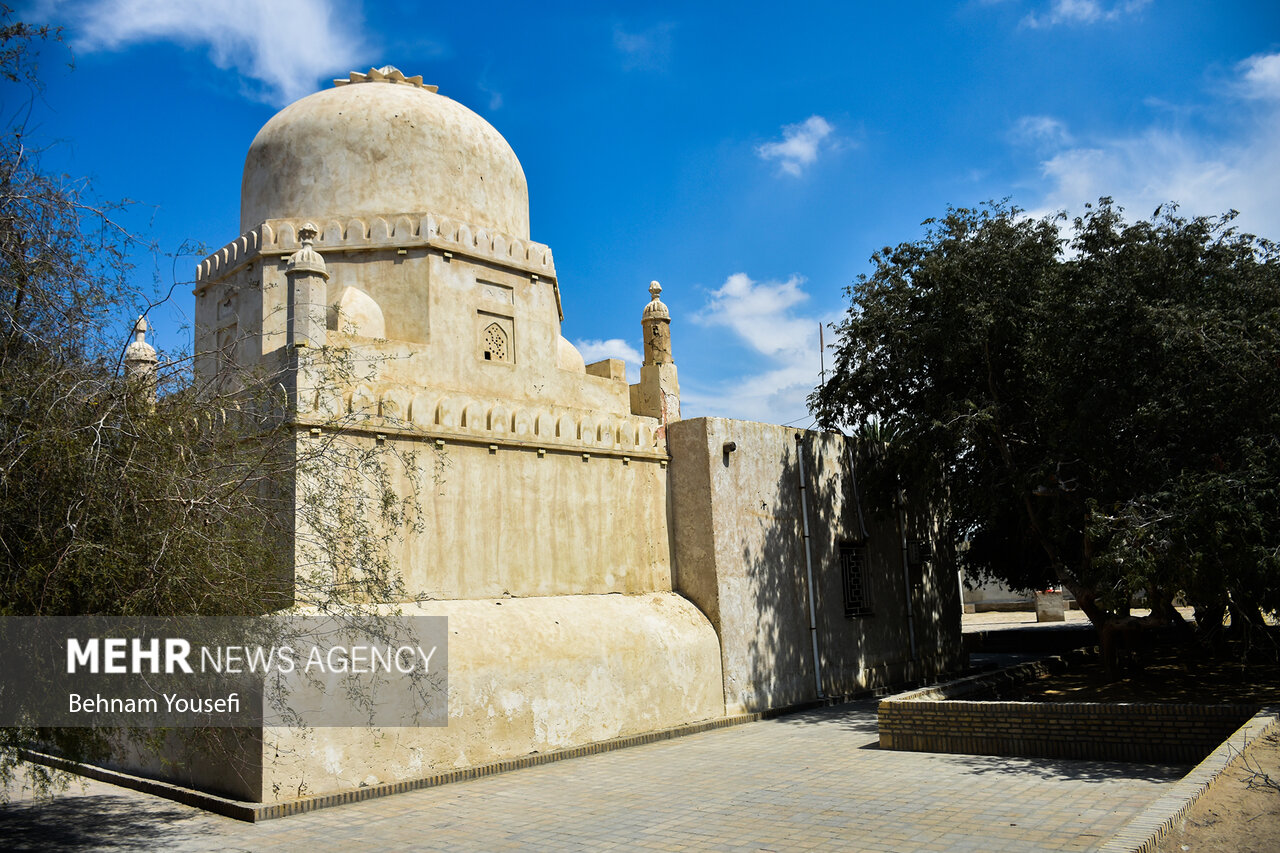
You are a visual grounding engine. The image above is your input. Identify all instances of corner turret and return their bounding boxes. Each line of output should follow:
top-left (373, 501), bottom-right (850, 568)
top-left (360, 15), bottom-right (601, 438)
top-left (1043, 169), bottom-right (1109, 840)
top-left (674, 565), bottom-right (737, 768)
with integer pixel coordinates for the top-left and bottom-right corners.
top-left (630, 281), bottom-right (680, 433)
top-left (124, 315), bottom-right (158, 406)
top-left (286, 222), bottom-right (328, 349)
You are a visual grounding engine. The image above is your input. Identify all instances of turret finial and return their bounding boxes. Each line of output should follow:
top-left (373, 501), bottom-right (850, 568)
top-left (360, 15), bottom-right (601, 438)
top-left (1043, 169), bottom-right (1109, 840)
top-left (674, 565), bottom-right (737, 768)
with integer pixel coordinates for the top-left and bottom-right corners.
top-left (642, 280), bottom-right (670, 322)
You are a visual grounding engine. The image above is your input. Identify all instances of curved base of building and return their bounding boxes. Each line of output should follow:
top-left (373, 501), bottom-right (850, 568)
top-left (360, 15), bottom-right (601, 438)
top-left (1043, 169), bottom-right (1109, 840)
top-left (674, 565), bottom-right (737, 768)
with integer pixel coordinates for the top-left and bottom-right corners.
top-left (115, 593), bottom-right (725, 802)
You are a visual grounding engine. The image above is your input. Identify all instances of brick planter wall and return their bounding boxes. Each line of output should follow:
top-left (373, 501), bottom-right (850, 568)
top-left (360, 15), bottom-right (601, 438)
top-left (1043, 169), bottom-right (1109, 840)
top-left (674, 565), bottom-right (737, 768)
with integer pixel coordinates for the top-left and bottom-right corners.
top-left (878, 656), bottom-right (1258, 764)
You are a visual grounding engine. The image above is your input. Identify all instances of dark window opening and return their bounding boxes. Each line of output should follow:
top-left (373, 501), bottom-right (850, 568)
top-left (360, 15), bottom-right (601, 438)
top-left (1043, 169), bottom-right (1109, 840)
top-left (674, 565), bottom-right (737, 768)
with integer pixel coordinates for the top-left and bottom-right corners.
top-left (840, 542), bottom-right (872, 617)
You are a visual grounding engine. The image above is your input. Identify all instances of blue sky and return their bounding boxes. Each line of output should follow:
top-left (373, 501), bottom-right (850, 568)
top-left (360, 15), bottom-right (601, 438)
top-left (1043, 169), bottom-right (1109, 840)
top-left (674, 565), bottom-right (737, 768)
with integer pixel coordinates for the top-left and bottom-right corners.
top-left (9, 1), bottom-right (1280, 426)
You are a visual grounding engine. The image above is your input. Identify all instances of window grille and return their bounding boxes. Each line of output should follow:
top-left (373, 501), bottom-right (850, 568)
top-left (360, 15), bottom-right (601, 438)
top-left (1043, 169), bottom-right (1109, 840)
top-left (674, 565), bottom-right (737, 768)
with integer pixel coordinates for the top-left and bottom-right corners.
top-left (840, 542), bottom-right (871, 617)
top-left (483, 322), bottom-right (508, 362)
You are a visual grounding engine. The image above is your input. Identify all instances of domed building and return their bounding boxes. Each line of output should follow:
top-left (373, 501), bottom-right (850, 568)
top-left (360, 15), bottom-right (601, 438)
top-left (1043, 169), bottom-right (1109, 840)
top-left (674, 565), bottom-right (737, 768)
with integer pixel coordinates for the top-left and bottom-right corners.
top-left (241, 70), bottom-right (530, 239)
top-left (180, 68), bottom-right (961, 808)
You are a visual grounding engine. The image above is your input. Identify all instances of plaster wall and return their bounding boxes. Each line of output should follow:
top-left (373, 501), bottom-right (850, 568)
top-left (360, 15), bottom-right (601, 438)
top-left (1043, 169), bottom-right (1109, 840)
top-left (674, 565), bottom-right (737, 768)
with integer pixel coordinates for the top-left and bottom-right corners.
top-left (106, 728), bottom-right (266, 803)
top-left (258, 595), bottom-right (723, 801)
top-left (668, 418), bottom-right (963, 714)
top-left (290, 425), bottom-right (673, 600)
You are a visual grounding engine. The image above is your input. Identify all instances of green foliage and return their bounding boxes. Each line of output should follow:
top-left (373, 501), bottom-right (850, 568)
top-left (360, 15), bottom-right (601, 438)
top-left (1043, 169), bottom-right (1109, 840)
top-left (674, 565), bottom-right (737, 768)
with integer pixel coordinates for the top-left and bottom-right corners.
top-left (813, 199), bottom-right (1280, 628)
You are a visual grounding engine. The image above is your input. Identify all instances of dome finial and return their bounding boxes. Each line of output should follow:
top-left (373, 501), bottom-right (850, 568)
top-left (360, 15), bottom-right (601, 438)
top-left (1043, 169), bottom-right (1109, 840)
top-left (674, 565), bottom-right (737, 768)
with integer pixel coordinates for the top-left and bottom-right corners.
top-left (642, 280), bottom-right (670, 321)
top-left (287, 222), bottom-right (328, 279)
top-left (334, 66), bottom-right (438, 92)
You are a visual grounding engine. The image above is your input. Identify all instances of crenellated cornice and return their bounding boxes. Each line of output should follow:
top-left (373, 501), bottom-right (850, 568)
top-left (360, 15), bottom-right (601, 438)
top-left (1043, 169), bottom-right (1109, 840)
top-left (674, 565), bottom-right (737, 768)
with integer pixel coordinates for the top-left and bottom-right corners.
top-left (195, 212), bottom-right (557, 288)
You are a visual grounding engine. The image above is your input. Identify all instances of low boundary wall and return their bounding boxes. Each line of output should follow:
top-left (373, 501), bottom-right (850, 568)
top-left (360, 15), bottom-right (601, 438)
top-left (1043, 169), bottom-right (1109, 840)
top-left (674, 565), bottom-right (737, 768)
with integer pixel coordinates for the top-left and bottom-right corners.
top-left (878, 655), bottom-right (1258, 764)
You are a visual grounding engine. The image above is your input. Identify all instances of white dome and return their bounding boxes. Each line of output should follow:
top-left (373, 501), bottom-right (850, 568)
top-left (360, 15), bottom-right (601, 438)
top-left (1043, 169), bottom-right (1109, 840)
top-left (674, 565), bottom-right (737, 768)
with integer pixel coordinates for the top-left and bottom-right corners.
top-left (240, 73), bottom-right (530, 238)
top-left (556, 336), bottom-right (585, 372)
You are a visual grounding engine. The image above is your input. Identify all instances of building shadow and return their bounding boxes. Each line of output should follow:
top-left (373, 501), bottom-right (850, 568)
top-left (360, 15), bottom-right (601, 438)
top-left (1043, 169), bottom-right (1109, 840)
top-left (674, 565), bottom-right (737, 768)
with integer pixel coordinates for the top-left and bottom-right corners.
top-left (945, 752), bottom-right (1190, 784)
top-left (713, 424), bottom-right (962, 714)
top-left (0, 790), bottom-right (218, 852)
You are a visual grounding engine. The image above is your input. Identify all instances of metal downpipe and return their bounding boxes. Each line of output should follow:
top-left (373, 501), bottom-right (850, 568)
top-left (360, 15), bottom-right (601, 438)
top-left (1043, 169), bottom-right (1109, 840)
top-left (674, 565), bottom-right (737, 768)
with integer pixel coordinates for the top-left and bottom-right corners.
top-left (795, 433), bottom-right (825, 699)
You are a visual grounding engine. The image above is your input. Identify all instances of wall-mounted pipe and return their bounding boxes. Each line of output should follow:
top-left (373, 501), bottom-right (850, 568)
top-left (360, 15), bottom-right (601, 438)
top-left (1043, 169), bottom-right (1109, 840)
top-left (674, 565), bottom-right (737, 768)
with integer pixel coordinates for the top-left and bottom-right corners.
top-left (795, 433), bottom-right (825, 699)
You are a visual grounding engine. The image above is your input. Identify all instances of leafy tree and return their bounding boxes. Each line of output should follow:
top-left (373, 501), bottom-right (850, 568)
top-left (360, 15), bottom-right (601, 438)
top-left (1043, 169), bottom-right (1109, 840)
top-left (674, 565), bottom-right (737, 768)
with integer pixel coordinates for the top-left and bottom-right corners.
top-left (812, 199), bottom-right (1280, 643)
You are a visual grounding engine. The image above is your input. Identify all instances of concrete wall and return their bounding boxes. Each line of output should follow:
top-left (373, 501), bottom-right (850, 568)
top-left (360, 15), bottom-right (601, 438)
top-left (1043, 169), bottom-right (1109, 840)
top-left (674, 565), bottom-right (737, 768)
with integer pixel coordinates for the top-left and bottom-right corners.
top-left (668, 418), bottom-right (963, 714)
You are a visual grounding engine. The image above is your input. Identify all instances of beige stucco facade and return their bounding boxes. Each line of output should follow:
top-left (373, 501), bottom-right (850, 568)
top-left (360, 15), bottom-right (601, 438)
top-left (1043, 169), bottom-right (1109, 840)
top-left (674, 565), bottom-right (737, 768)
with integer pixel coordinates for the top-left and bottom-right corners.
top-left (169, 67), bottom-right (963, 804)
top-left (669, 418), bottom-right (963, 715)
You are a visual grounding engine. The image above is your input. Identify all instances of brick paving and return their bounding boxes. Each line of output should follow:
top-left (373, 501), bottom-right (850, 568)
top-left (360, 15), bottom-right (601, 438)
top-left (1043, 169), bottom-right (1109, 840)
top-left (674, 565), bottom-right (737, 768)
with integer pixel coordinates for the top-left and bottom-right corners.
top-left (0, 700), bottom-right (1186, 852)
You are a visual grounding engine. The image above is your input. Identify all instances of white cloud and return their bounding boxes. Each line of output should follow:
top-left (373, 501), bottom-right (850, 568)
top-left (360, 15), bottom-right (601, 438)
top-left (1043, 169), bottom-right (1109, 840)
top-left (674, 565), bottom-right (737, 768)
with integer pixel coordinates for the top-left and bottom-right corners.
top-left (612, 23), bottom-right (675, 72)
top-left (1021, 0), bottom-right (1150, 29)
top-left (37, 0), bottom-right (368, 105)
top-left (1019, 52), bottom-right (1280, 242)
top-left (1010, 115), bottom-right (1073, 147)
top-left (575, 338), bottom-right (642, 380)
top-left (1238, 52), bottom-right (1280, 100)
top-left (695, 273), bottom-right (813, 355)
top-left (685, 273), bottom-right (831, 425)
top-left (756, 116), bottom-right (835, 177)
top-left (476, 79), bottom-right (503, 111)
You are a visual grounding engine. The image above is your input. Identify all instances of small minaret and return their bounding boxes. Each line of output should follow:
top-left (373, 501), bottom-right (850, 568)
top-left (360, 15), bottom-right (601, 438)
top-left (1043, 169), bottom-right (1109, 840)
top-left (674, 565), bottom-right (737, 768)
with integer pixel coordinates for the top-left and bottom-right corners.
top-left (286, 222), bottom-right (329, 349)
top-left (124, 315), bottom-right (158, 406)
top-left (642, 281), bottom-right (673, 365)
top-left (631, 281), bottom-right (680, 430)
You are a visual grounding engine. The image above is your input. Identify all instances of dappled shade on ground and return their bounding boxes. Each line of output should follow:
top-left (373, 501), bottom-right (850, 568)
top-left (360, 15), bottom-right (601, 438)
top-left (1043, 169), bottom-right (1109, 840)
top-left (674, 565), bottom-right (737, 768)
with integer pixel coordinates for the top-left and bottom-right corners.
top-left (1004, 639), bottom-right (1280, 705)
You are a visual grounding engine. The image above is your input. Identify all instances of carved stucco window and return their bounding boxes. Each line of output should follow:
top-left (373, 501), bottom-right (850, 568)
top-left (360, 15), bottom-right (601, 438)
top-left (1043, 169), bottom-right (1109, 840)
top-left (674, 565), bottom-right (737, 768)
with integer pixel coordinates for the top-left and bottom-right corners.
top-left (483, 322), bottom-right (508, 362)
top-left (840, 542), bottom-right (872, 617)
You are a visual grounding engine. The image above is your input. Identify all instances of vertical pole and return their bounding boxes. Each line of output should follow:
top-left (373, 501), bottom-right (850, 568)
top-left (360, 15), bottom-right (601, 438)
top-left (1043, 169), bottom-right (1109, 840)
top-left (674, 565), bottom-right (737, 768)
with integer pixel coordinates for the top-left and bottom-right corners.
top-left (796, 433), bottom-right (825, 699)
top-left (819, 322), bottom-right (826, 387)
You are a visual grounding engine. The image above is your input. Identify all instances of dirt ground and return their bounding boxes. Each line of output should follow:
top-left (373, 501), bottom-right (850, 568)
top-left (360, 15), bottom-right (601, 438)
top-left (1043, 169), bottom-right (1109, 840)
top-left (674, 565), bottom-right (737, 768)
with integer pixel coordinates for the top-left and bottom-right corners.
top-left (1154, 730), bottom-right (1280, 853)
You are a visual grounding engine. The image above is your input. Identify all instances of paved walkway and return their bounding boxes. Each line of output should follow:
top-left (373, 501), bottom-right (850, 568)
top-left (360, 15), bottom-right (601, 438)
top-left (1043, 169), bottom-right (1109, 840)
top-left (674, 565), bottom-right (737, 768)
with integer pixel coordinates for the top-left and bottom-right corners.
top-left (0, 701), bottom-right (1186, 852)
